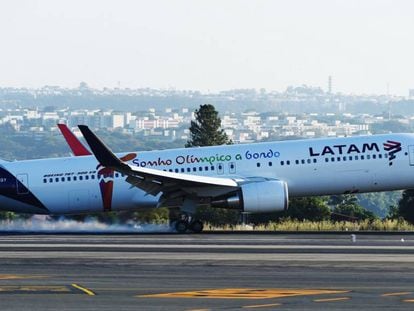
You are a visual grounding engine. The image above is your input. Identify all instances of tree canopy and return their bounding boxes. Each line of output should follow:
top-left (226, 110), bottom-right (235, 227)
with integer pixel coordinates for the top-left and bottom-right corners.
top-left (397, 189), bottom-right (414, 224)
top-left (186, 104), bottom-right (231, 147)
top-left (287, 197), bottom-right (331, 221)
top-left (330, 195), bottom-right (377, 221)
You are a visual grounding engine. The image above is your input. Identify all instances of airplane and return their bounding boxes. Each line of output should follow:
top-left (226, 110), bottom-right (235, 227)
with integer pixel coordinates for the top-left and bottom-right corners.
top-left (0, 123), bottom-right (412, 232)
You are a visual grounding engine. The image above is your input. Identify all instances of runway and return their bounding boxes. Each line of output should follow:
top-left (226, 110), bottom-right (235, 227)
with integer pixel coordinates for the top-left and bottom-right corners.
top-left (0, 233), bottom-right (413, 310)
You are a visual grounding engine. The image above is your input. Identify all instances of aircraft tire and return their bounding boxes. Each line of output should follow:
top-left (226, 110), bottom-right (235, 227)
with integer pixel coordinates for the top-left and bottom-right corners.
top-left (175, 220), bottom-right (188, 233)
top-left (189, 220), bottom-right (204, 233)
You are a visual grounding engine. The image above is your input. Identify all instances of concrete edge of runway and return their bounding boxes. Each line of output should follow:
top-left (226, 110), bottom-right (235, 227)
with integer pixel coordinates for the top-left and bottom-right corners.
top-left (0, 230), bottom-right (414, 235)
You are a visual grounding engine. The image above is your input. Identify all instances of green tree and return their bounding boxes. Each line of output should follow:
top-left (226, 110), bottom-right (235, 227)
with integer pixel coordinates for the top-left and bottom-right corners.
top-left (131, 208), bottom-right (169, 224)
top-left (287, 197), bottom-right (331, 221)
top-left (195, 207), bottom-right (240, 226)
top-left (356, 191), bottom-right (402, 218)
top-left (386, 205), bottom-right (401, 220)
top-left (186, 104), bottom-right (235, 224)
top-left (331, 194), bottom-right (377, 221)
top-left (186, 104), bottom-right (231, 147)
top-left (0, 211), bottom-right (21, 221)
top-left (397, 189), bottom-right (414, 224)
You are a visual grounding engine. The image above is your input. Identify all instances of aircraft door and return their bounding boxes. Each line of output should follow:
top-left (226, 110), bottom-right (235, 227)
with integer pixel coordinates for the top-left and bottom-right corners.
top-left (408, 145), bottom-right (414, 166)
top-left (217, 163), bottom-right (224, 175)
top-left (16, 173), bottom-right (29, 194)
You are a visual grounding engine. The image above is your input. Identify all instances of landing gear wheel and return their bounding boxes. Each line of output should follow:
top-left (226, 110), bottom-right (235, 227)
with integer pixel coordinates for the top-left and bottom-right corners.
top-left (175, 220), bottom-right (188, 233)
top-left (189, 220), bottom-right (204, 233)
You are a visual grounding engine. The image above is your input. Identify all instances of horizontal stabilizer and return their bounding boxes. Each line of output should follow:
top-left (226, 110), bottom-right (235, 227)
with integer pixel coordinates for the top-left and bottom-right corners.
top-left (78, 125), bottom-right (128, 170)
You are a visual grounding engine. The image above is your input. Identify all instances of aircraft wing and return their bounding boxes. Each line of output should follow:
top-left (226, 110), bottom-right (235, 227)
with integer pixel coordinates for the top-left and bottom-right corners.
top-left (78, 125), bottom-right (239, 198)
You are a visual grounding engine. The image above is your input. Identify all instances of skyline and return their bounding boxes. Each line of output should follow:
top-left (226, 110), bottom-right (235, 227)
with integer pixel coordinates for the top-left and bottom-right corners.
top-left (0, 0), bottom-right (413, 96)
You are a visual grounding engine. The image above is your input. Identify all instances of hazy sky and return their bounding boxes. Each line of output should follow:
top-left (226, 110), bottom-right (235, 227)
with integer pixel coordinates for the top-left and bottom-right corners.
top-left (0, 0), bottom-right (413, 95)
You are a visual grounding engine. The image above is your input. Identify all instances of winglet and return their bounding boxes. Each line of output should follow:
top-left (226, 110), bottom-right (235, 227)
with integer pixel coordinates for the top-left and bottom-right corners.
top-left (78, 125), bottom-right (127, 170)
top-left (57, 124), bottom-right (92, 156)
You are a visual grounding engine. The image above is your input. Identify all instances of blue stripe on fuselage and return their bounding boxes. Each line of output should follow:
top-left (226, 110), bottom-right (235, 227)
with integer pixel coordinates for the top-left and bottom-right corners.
top-left (0, 166), bottom-right (49, 212)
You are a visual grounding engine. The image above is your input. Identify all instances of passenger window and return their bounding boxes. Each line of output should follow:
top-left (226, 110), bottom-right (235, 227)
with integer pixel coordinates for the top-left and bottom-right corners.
top-left (307, 159), bottom-right (311, 164)
top-left (281, 161), bottom-right (284, 166)
top-left (257, 163), bottom-right (261, 167)
top-left (68, 177), bottom-right (71, 182)
top-left (169, 169), bottom-right (173, 172)
top-left (43, 179), bottom-right (47, 183)
top-left (269, 162), bottom-right (272, 166)
top-left (361, 155), bottom-right (365, 160)
top-left (193, 167), bottom-right (197, 172)
top-left (187, 168), bottom-right (191, 172)
top-left (286, 160), bottom-right (290, 165)
top-left (379, 154), bottom-right (382, 159)
top-left (367, 155), bottom-right (371, 160)
top-left (372, 154), bottom-right (376, 159)
top-left (181, 168), bottom-right (185, 173)
top-left (295, 160), bottom-right (299, 164)
top-left (342, 156), bottom-right (347, 161)
top-left (355, 155), bottom-right (359, 160)
top-left (91, 175), bottom-right (95, 179)
top-left (301, 159), bottom-right (305, 164)
top-left (55, 178), bottom-right (59, 182)
top-left (175, 169), bottom-right (179, 173)
top-left (384, 153), bottom-right (388, 158)
top-left (85, 175), bottom-right (89, 180)
top-left (205, 166), bottom-right (209, 171)
top-left (210, 166), bottom-right (215, 171)
top-left (73, 176), bottom-right (77, 181)
top-left (49, 178), bottom-right (53, 183)
top-left (337, 157), bottom-right (341, 161)
top-left (198, 167), bottom-right (202, 171)
top-left (61, 177), bottom-right (65, 182)
top-left (79, 176), bottom-right (83, 181)
top-left (349, 156), bottom-right (353, 161)
top-left (331, 157), bottom-right (335, 162)
top-left (313, 159), bottom-right (317, 163)
top-left (325, 158), bottom-right (329, 162)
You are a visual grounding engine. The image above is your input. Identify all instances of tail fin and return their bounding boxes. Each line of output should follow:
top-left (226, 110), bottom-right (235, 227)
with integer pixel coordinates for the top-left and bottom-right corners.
top-left (57, 124), bottom-right (92, 156)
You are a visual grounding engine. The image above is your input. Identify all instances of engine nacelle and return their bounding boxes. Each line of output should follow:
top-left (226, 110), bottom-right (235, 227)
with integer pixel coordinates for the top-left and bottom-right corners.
top-left (211, 180), bottom-right (288, 213)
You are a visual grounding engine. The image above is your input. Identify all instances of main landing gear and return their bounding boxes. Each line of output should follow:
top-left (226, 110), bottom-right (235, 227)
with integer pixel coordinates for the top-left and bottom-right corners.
top-left (173, 214), bottom-right (204, 233)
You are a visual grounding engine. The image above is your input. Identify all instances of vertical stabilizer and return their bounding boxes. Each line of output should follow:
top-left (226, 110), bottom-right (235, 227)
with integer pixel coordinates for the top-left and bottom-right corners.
top-left (57, 124), bottom-right (92, 156)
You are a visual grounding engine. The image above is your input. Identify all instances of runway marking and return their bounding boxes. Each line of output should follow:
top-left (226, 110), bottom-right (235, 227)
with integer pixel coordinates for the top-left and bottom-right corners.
top-left (0, 274), bottom-right (48, 280)
top-left (0, 285), bottom-right (72, 294)
top-left (242, 303), bottom-right (282, 308)
top-left (314, 297), bottom-right (350, 302)
top-left (139, 288), bottom-right (349, 299)
top-left (0, 284), bottom-right (96, 295)
top-left (71, 283), bottom-right (96, 296)
top-left (382, 292), bottom-right (412, 296)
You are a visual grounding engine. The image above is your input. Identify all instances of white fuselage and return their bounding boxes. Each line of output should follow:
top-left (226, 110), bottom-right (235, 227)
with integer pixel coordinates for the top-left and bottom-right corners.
top-left (0, 133), bottom-right (413, 214)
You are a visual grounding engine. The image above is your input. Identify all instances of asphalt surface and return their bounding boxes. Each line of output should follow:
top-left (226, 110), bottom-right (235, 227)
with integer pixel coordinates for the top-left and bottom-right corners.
top-left (0, 233), bottom-right (413, 310)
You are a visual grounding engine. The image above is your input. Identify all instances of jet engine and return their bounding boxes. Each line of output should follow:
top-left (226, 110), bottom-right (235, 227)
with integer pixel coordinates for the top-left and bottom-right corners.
top-left (211, 180), bottom-right (288, 213)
